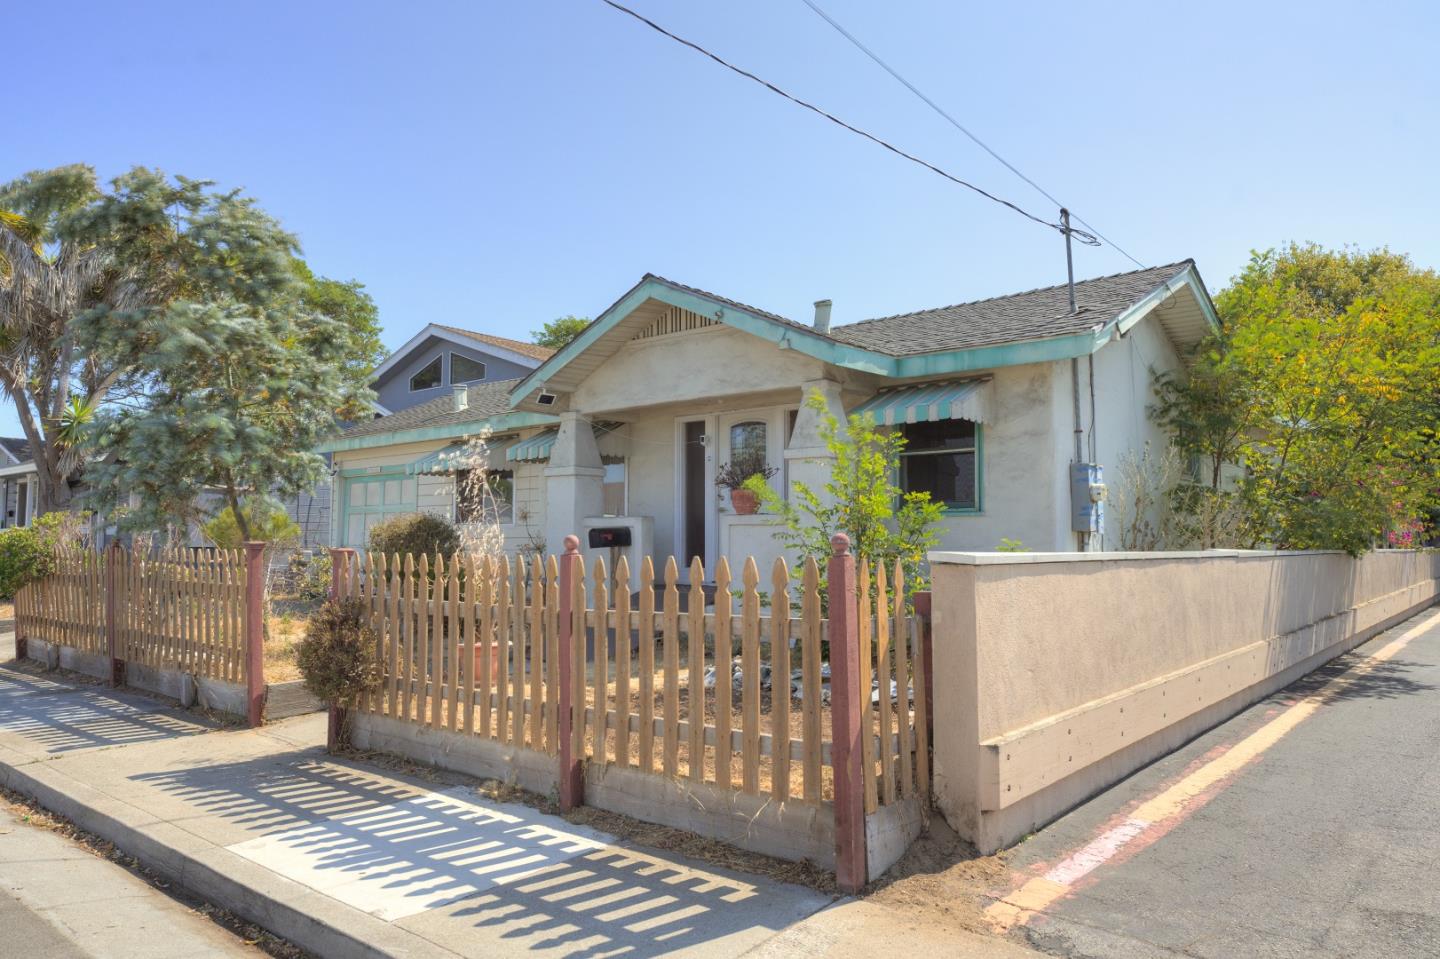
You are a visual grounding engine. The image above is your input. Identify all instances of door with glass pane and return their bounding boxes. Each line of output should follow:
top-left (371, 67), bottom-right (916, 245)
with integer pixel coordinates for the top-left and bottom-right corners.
top-left (343, 475), bottom-right (417, 547)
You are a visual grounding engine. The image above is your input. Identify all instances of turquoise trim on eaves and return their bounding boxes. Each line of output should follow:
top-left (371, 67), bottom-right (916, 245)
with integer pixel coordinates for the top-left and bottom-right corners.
top-left (510, 274), bottom-right (1217, 407)
top-left (318, 410), bottom-right (558, 454)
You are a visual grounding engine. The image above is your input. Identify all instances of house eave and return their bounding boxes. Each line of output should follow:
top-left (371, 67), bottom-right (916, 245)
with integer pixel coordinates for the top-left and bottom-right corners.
top-left (318, 411), bottom-right (559, 454)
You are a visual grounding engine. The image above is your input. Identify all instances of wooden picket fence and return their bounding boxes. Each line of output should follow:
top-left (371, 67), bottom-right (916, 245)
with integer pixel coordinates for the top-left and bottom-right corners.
top-left (334, 547), bottom-right (929, 809)
top-left (14, 548), bottom-right (107, 657)
top-left (16, 547), bottom-right (252, 684)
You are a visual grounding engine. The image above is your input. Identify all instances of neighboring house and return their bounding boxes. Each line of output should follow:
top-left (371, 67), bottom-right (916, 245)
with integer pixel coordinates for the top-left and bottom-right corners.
top-left (319, 262), bottom-right (1219, 581)
top-left (287, 325), bottom-right (554, 548)
top-left (0, 437), bottom-right (39, 529)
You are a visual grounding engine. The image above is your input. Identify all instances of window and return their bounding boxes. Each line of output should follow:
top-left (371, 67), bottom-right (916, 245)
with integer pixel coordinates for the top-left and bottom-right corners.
top-left (728, 420), bottom-right (767, 476)
top-left (409, 355), bottom-right (442, 391)
top-left (899, 419), bottom-right (980, 511)
top-left (455, 469), bottom-right (513, 525)
top-left (450, 354), bottom-right (487, 383)
top-left (602, 462), bottom-right (627, 516)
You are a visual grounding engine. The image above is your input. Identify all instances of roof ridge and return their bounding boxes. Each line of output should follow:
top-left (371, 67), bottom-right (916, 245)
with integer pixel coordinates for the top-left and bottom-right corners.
top-left (434, 325), bottom-right (556, 359)
top-left (835, 260), bottom-right (1194, 332)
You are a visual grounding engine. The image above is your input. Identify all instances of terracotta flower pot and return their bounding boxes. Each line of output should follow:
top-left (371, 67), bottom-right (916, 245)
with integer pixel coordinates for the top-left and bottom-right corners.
top-left (730, 488), bottom-right (760, 515)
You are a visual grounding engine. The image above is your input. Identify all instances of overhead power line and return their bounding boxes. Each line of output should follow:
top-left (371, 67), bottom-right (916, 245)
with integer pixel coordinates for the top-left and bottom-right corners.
top-left (597, 0), bottom-right (1099, 246)
top-left (796, 0), bottom-right (1145, 269)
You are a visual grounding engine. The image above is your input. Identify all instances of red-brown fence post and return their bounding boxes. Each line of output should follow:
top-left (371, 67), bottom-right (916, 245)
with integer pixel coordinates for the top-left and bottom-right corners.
top-left (327, 548), bottom-right (356, 750)
top-left (105, 542), bottom-right (124, 687)
top-left (557, 534), bottom-right (584, 811)
top-left (827, 532), bottom-right (867, 892)
top-left (913, 590), bottom-right (934, 748)
top-left (244, 541), bottom-right (267, 727)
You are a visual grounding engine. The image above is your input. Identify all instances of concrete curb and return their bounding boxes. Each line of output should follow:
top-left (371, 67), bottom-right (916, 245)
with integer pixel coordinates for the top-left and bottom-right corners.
top-left (0, 755), bottom-right (463, 959)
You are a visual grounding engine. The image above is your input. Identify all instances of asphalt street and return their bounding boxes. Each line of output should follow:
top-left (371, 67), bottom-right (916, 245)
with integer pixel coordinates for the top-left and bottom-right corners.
top-left (995, 608), bottom-right (1440, 958)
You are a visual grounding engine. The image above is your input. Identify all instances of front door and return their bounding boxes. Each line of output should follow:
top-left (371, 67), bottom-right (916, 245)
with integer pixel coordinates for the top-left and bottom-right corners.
top-left (680, 420), bottom-right (708, 570)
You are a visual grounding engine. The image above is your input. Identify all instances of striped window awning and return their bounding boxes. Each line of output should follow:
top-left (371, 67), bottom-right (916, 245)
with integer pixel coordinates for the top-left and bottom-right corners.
top-left (851, 378), bottom-right (992, 426)
top-left (506, 429), bottom-right (559, 464)
top-left (506, 422), bottom-right (626, 464)
top-left (406, 442), bottom-right (469, 475)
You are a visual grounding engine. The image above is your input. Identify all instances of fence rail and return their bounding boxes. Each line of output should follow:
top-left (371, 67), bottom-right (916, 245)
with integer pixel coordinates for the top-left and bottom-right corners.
top-left (15, 545), bottom-right (263, 721)
top-left (334, 545), bottom-right (928, 810)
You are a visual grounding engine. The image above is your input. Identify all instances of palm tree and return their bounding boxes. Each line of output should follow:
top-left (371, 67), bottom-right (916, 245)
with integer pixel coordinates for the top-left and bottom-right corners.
top-left (0, 166), bottom-right (137, 513)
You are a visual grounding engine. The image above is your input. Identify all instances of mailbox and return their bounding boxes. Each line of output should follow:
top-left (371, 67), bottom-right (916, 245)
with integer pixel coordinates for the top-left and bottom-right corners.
top-left (588, 526), bottom-right (632, 549)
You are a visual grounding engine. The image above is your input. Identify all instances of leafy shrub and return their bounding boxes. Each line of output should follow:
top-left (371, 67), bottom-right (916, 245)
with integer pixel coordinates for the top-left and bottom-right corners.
top-left (296, 599), bottom-right (381, 710)
top-left (0, 527), bottom-right (53, 599)
top-left (368, 512), bottom-right (458, 559)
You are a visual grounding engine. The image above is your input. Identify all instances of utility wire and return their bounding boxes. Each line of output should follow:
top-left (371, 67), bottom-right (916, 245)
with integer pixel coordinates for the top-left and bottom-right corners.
top-left (598, 0), bottom-right (1098, 245)
top-left (796, 0), bottom-right (1145, 268)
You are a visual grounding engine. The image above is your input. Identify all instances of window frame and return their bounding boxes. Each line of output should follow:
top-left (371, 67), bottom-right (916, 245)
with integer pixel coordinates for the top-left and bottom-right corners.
top-left (408, 353), bottom-right (444, 392)
top-left (449, 353), bottom-right (487, 384)
top-left (454, 468), bottom-right (515, 527)
top-left (897, 420), bottom-right (983, 514)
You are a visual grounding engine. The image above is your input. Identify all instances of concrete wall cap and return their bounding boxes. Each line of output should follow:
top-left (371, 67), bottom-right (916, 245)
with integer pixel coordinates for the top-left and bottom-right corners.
top-left (924, 548), bottom-right (1367, 566)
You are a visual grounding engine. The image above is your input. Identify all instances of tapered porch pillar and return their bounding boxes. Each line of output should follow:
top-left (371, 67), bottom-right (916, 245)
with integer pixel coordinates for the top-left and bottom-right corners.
top-left (782, 378), bottom-right (846, 504)
top-left (544, 411), bottom-right (605, 558)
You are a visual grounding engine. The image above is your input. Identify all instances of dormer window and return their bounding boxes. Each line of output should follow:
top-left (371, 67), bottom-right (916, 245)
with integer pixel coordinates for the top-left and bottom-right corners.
top-left (409, 356), bottom-right (442, 391)
top-left (450, 354), bottom-right (487, 383)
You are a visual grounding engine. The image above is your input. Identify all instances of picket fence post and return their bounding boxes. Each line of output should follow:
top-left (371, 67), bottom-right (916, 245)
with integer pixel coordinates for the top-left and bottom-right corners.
top-left (557, 534), bottom-right (584, 811)
top-left (328, 548), bottom-right (357, 750)
top-left (105, 542), bottom-right (124, 687)
top-left (244, 541), bottom-right (267, 727)
top-left (827, 532), bottom-right (867, 893)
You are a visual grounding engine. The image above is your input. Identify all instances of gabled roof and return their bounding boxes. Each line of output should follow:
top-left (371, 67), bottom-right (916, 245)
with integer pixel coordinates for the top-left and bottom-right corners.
top-left (318, 378), bottom-right (558, 453)
top-left (0, 437), bottom-right (31, 465)
top-left (369, 323), bottom-right (552, 386)
top-left (829, 262), bottom-right (1199, 355)
top-left (432, 326), bottom-right (555, 362)
top-left (511, 262), bottom-right (1219, 407)
top-left (336, 379), bottom-right (524, 440)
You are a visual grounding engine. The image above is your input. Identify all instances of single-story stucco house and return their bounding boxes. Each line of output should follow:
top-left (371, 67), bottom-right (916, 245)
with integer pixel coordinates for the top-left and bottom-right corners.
top-left (318, 261), bottom-right (1219, 581)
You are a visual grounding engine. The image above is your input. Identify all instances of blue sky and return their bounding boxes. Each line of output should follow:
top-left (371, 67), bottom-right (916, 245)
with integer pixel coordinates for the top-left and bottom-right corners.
top-left (6, 0), bottom-right (1437, 436)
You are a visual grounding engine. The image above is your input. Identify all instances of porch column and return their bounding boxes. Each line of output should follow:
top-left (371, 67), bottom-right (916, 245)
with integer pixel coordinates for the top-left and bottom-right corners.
top-left (783, 378), bottom-right (846, 506)
top-left (544, 411), bottom-right (605, 559)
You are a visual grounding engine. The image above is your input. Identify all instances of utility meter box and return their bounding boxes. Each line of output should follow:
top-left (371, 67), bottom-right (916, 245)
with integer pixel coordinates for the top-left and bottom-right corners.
top-left (1070, 462), bottom-right (1106, 533)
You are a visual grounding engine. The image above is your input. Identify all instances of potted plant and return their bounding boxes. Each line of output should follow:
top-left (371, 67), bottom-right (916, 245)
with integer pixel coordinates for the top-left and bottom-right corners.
top-left (716, 454), bottom-right (778, 515)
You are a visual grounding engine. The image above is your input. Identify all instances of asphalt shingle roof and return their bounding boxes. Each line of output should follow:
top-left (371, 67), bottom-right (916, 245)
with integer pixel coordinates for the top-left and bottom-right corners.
top-left (827, 261), bottom-right (1195, 356)
top-left (433, 326), bottom-right (555, 361)
top-left (0, 437), bottom-right (31, 464)
top-left (338, 378), bottom-right (523, 439)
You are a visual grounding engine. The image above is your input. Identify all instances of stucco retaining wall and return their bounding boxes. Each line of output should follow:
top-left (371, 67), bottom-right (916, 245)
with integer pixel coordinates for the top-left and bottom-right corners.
top-left (349, 713), bottom-right (560, 796)
top-left (928, 548), bottom-right (1440, 853)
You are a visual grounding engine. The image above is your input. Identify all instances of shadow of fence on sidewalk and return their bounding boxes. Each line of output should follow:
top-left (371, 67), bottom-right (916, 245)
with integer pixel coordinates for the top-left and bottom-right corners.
top-left (131, 754), bottom-right (815, 956)
top-left (0, 667), bottom-right (208, 754)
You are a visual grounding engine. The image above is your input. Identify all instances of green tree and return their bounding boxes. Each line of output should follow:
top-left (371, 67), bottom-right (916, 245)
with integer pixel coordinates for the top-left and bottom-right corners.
top-left (291, 258), bottom-right (384, 418)
top-left (745, 390), bottom-right (943, 592)
top-left (0, 165), bottom-right (375, 518)
top-left (203, 499), bottom-right (301, 549)
top-left (1156, 244), bottom-right (1440, 553)
top-left (530, 315), bottom-right (589, 351)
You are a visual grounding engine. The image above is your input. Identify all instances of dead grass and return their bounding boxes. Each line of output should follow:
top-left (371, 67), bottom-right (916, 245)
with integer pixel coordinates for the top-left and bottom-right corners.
top-left (0, 784), bottom-right (312, 958)
top-left (264, 595), bottom-right (320, 683)
top-left (0, 600), bottom-right (14, 623)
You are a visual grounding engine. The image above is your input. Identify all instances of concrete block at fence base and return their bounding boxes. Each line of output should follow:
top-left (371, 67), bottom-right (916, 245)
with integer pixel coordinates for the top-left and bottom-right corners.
top-left (583, 763), bottom-right (836, 870)
top-left (54, 642), bottom-right (110, 679)
top-left (865, 795), bottom-right (927, 882)
top-left (124, 662), bottom-right (191, 704)
top-left (196, 677), bottom-right (246, 717)
top-left (350, 713), bottom-right (560, 797)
